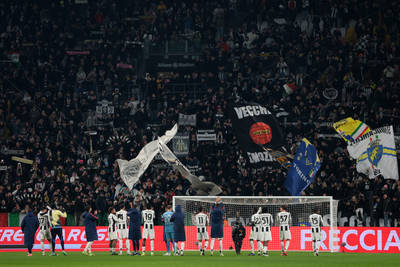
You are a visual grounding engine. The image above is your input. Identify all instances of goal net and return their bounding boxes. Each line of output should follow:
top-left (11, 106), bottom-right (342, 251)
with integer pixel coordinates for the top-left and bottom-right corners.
top-left (173, 196), bottom-right (339, 252)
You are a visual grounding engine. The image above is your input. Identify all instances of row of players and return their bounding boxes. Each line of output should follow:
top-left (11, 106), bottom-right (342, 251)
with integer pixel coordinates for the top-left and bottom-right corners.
top-left (34, 202), bottom-right (323, 257)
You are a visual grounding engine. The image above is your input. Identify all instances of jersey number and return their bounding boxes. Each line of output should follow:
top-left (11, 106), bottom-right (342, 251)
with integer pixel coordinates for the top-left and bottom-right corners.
top-left (280, 215), bottom-right (288, 223)
top-left (118, 214), bottom-right (123, 220)
top-left (39, 218), bottom-right (45, 225)
top-left (198, 217), bottom-right (204, 224)
top-left (145, 213), bottom-right (153, 221)
top-left (312, 218), bottom-right (318, 225)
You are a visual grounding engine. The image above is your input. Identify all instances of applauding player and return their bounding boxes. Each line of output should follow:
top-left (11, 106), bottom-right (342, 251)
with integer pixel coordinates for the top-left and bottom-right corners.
top-left (38, 206), bottom-right (52, 255)
top-left (309, 208), bottom-right (323, 256)
top-left (108, 207), bottom-right (122, 255)
top-left (210, 197), bottom-right (224, 256)
top-left (116, 204), bottom-right (130, 255)
top-left (49, 205), bottom-right (67, 256)
top-left (249, 207), bottom-right (261, 256)
top-left (277, 205), bottom-right (292, 256)
top-left (194, 206), bottom-right (209, 256)
top-left (258, 207), bottom-right (273, 256)
top-left (162, 205), bottom-right (174, 256)
top-left (142, 205), bottom-right (155, 256)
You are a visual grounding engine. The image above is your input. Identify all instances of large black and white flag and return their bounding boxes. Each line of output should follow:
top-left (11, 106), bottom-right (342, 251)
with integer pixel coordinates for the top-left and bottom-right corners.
top-left (117, 124), bottom-right (178, 190)
top-left (229, 101), bottom-right (284, 166)
top-left (158, 139), bottom-right (222, 196)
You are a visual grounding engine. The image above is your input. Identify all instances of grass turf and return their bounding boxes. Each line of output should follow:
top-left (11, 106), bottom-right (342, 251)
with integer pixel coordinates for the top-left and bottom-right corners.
top-left (0, 251), bottom-right (398, 267)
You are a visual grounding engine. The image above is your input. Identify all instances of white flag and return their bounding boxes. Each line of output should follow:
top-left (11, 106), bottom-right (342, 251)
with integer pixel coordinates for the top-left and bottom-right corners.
top-left (158, 138), bottom-right (222, 196)
top-left (117, 124), bottom-right (178, 190)
top-left (349, 126), bottom-right (398, 179)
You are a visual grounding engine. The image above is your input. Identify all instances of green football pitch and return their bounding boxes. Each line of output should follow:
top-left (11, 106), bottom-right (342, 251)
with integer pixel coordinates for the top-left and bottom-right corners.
top-left (0, 251), bottom-right (398, 267)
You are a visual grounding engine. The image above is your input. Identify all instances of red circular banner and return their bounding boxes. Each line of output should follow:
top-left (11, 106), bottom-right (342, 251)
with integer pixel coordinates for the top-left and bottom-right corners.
top-left (249, 122), bottom-right (272, 145)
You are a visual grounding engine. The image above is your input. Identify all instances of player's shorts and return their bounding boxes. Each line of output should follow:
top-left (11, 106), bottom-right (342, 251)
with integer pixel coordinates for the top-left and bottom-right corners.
top-left (142, 229), bottom-right (155, 239)
top-left (279, 226), bottom-right (291, 240)
top-left (311, 227), bottom-right (321, 241)
top-left (118, 229), bottom-right (129, 239)
top-left (165, 231), bottom-right (174, 241)
top-left (39, 229), bottom-right (51, 240)
top-left (197, 227), bottom-right (209, 240)
top-left (257, 227), bottom-right (272, 242)
top-left (109, 231), bottom-right (118, 240)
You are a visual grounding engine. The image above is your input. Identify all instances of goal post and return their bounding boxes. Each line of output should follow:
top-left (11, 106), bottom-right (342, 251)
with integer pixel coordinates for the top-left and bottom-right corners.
top-left (173, 196), bottom-right (339, 252)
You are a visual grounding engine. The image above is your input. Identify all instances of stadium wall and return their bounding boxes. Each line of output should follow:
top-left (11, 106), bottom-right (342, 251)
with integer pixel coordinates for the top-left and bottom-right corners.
top-left (0, 226), bottom-right (399, 253)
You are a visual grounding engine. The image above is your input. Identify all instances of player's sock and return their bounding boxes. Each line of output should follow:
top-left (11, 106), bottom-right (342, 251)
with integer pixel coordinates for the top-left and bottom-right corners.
top-left (150, 240), bottom-right (154, 252)
top-left (119, 239), bottom-right (123, 251)
top-left (218, 239), bottom-right (223, 252)
top-left (52, 238), bottom-right (56, 253)
top-left (84, 242), bottom-right (90, 252)
top-left (316, 241), bottom-right (320, 252)
top-left (250, 240), bottom-right (254, 253)
top-left (142, 238), bottom-right (146, 253)
top-left (257, 241), bottom-right (262, 252)
top-left (312, 241), bottom-right (315, 251)
top-left (181, 242), bottom-right (185, 251)
top-left (285, 240), bottom-right (290, 251)
top-left (41, 241), bottom-right (44, 252)
top-left (210, 239), bottom-right (215, 251)
top-left (263, 246), bottom-right (267, 254)
top-left (126, 240), bottom-right (130, 253)
top-left (61, 239), bottom-right (65, 251)
top-left (204, 240), bottom-right (208, 250)
top-left (166, 240), bottom-right (170, 252)
top-left (198, 240), bottom-right (202, 251)
top-left (280, 241), bottom-right (284, 252)
top-left (174, 242), bottom-right (178, 253)
top-left (48, 241), bottom-right (53, 252)
top-left (135, 240), bottom-right (140, 252)
top-left (88, 241), bottom-right (92, 253)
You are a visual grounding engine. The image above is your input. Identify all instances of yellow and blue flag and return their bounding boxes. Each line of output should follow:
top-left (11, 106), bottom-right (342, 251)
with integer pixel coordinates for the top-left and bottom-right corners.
top-left (333, 117), bottom-right (370, 143)
top-left (284, 138), bottom-right (321, 196)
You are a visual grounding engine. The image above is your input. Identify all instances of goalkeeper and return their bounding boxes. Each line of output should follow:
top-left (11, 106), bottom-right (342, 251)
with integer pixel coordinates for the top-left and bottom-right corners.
top-left (48, 205), bottom-right (67, 256)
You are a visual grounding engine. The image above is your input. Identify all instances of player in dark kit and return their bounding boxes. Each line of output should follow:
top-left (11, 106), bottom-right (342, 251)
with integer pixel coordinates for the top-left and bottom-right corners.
top-left (127, 203), bottom-right (142, 256)
top-left (82, 206), bottom-right (98, 256)
top-left (210, 197), bottom-right (224, 256)
top-left (232, 216), bottom-right (245, 255)
top-left (171, 205), bottom-right (186, 256)
top-left (21, 206), bottom-right (39, 256)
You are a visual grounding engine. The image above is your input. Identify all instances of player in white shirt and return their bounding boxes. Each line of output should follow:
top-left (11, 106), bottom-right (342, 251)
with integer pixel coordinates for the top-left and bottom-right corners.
top-left (108, 207), bottom-right (122, 255)
top-left (142, 205), bottom-right (155, 256)
top-left (194, 206), bottom-right (209, 256)
top-left (248, 207), bottom-right (261, 256)
top-left (116, 204), bottom-right (130, 255)
top-left (257, 207), bottom-right (273, 256)
top-left (309, 208), bottom-right (323, 256)
top-left (37, 206), bottom-right (52, 255)
top-left (277, 205), bottom-right (292, 256)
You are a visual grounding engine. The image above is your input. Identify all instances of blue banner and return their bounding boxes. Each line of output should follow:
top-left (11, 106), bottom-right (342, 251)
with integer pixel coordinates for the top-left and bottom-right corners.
top-left (284, 138), bottom-right (321, 196)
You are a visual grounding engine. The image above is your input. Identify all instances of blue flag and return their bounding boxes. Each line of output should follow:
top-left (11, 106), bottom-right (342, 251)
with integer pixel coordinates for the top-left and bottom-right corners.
top-left (285, 138), bottom-right (321, 196)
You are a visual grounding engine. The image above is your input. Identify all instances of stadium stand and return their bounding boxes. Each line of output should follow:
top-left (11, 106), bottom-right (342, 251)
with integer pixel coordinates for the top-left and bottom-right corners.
top-left (0, 0), bottom-right (399, 227)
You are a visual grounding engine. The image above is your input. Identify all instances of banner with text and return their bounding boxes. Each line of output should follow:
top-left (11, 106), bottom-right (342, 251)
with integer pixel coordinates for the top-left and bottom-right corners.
top-left (172, 134), bottom-right (190, 156)
top-left (196, 130), bottom-right (217, 142)
top-left (229, 101), bottom-right (284, 166)
top-left (0, 227), bottom-right (398, 253)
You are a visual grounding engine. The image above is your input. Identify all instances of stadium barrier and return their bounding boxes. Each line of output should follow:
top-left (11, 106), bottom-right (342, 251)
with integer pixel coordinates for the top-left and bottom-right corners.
top-left (0, 226), bottom-right (398, 253)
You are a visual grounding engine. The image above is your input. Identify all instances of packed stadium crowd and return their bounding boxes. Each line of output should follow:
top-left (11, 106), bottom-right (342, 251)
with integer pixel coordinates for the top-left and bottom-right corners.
top-left (0, 0), bottom-right (400, 227)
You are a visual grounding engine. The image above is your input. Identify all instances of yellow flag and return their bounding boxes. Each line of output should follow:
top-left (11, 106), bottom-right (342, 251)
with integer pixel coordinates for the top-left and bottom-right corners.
top-left (333, 117), bottom-right (370, 143)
